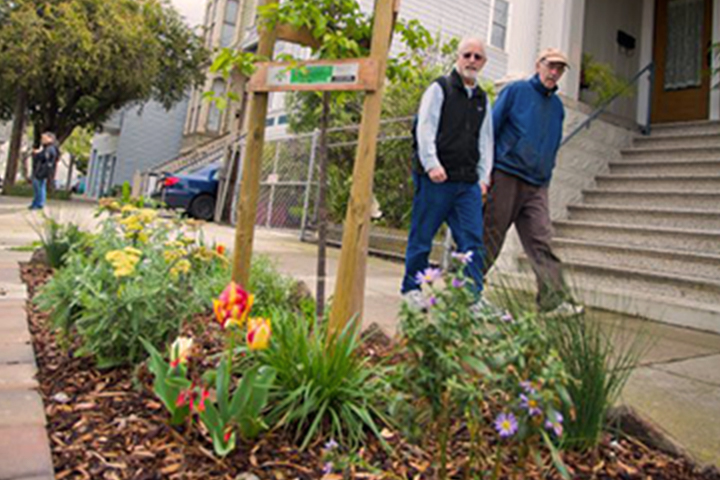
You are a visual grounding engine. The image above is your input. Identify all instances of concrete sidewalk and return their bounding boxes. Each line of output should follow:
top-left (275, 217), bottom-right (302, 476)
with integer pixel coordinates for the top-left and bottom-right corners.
top-left (0, 196), bottom-right (719, 471)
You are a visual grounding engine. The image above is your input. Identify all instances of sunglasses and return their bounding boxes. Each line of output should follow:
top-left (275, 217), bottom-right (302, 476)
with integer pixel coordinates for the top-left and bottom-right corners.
top-left (462, 52), bottom-right (485, 61)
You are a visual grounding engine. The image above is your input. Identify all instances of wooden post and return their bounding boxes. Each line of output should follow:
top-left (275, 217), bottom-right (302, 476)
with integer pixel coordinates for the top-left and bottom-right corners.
top-left (328, 0), bottom-right (396, 334)
top-left (231, 4), bottom-right (278, 286)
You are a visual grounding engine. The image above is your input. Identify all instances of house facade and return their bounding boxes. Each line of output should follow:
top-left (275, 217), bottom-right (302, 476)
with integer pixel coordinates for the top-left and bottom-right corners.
top-left (86, 97), bottom-right (189, 198)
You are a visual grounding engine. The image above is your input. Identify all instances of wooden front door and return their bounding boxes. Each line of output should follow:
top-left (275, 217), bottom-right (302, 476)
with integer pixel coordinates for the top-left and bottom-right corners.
top-left (651, 0), bottom-right (713, 123)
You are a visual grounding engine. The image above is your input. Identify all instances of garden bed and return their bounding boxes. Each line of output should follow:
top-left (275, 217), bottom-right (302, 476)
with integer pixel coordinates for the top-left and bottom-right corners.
top-left (21, 261), bottom-right (720, 480)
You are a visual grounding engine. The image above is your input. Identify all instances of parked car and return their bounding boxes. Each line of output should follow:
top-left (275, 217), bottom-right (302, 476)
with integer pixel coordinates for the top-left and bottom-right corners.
top-left (152, 163), bottom-right (220, 221)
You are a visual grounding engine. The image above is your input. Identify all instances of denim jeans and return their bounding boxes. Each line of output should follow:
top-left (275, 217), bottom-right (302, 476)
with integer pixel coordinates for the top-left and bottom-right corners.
top-left (31, 178), bottom-right (47, 209)
top-left (401, 172), bottom-right (485, 295)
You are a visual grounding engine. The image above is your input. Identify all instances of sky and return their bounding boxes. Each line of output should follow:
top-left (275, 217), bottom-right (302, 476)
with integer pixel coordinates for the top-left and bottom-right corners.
top-left (169, 0), bottom-right (205, 27)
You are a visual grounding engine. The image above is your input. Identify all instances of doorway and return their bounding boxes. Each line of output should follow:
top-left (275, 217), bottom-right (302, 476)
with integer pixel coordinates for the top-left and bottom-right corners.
top-left (651, 0), bottom-right (713, 123)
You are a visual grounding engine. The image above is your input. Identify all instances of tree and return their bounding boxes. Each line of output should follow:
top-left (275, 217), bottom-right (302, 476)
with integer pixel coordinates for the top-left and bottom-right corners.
top-left (61, 126), bottom-right (93, 190)
top-left (0, 0), bottom-right (208, 189)
top-left (255, 0), bottom-right (433, 320)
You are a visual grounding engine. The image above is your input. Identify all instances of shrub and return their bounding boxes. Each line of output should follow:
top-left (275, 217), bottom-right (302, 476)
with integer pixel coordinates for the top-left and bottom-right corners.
top-left (239, 310), bottom-right (388, 450)
top-left (394, 254), bottom-right (573, 479)
top-left (35, 207), bottom-right (230, 367)
top-left (541, 314), bottom-right (649, 451)
top-left (31, 215), bottom-right (88, 269)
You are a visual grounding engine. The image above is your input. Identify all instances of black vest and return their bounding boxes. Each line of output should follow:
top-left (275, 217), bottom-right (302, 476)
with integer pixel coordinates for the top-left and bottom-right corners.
top-left (413, 70), bottom-right (487, 183)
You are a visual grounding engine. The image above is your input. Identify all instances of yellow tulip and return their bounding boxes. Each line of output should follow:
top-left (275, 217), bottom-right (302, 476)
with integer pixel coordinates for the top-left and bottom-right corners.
top-left (246, 317), bottom-right (271, 350)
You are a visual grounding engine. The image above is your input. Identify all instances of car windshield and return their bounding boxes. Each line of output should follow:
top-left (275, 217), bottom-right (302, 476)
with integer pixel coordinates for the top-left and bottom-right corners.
top-left (190, 163), bottom-right (220, 178)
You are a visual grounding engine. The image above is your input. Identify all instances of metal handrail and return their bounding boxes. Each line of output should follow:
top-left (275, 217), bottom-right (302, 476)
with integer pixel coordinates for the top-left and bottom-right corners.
top-left (561, 62), bottom-right (655, 147)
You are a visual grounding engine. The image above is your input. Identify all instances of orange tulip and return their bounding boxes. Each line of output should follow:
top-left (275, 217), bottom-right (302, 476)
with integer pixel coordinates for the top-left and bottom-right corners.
top-left (246, 317), bottom-right (271, 350)
top-left (213, 282), bottom-right (254, 329)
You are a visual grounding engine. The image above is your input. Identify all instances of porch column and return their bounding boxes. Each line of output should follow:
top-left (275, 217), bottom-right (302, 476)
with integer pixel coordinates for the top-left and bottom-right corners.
top-left (540, 0), bottom-right (586, 100)
top-left (711, 0), bottom-right (720, 120)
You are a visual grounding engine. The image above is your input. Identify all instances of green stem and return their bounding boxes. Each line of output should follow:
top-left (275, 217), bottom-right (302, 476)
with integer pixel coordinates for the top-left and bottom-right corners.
top-left (491, 446), bottom-right (503, 480)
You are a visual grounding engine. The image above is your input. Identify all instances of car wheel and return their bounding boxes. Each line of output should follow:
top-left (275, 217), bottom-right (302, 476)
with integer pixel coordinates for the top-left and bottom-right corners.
top-left (188, 194), bottom-right (216, 221)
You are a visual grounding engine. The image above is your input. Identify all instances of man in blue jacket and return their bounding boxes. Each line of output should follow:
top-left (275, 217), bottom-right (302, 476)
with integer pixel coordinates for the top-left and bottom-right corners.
top-left (483, 48), bottom-right (583, 316)
top-left (401, 37), bottom-right (494, 313)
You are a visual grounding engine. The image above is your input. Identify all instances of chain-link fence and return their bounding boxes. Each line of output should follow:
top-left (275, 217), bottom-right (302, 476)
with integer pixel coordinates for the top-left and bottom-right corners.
top-left (225, 118), bottom-right (454, 267)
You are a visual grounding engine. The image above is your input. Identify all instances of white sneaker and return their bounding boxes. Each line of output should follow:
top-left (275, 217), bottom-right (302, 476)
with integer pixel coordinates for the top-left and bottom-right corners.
top-left (545, 301), bottom-right (585, 317)
top-left (402, 290), bottom-right (427, 312)
top-left (470, 297), bottom-right (504, 319)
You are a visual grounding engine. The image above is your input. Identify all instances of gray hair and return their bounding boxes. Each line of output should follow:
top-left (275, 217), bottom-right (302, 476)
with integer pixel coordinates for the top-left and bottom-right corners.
top-left (41, 132), bottom-right (57, 144)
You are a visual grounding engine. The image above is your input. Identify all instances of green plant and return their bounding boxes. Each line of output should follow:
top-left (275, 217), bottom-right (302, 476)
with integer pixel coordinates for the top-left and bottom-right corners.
top-left (142, 336), bottom-right (276, 457)
top-left (581, 53), bottom-right (633, 107)
top-left (2, 182), bottom-right (72, 200)
top-left (241, 310), bottom-right (388, 450)
top-left (541, 314), bottom-right (649, 451)
top-left (395, 255), bottom-right (573, 479)
top-left (31, 215), bottom-right (88, 269)
top-left (34, 208), bottom-right (231, 367)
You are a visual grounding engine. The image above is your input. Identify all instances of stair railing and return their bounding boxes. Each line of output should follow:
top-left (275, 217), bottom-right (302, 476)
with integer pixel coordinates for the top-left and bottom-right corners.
top-left (561, 62), bottom-right (655, 147)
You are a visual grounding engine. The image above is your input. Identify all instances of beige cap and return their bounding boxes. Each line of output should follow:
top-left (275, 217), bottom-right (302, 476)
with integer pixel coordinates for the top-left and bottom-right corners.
top-left (537, 48), bottom-right (570, 67)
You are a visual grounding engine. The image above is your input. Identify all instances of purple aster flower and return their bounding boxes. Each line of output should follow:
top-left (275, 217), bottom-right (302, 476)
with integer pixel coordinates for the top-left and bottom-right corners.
top-left (451, 251), bottom-right (474, 265)
top-left (451, 277), bottom-right (466, 289)
top-left (500, 313), bottom-right (514, 323)
top-left (520, 393), bottom-right (542, 417)
top-left (520, 380), bottom-right (537, 395)
top-left (426, 296), bottom-right (438, 308)
top-left (494, 412), bottom-right (518, 438)
top-left (323, 462), bottom-right (334, 474)
top-left (545, 411), bottom-right (564, 437)
top-left (415, 267), bottom-right (442, 286)
top-left (324, 438), bottom-right (338, 451)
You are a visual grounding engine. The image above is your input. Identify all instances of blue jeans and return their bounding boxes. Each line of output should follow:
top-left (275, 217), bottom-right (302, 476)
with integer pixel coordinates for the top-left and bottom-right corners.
top-left (401, 172), bottom-right (485, 295)
top-left (31, 178), bottom-right (47, 209)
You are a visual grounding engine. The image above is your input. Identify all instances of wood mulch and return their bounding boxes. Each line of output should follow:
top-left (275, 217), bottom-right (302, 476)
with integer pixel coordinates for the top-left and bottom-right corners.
top-left (21, 261), bottom-right (720, 480)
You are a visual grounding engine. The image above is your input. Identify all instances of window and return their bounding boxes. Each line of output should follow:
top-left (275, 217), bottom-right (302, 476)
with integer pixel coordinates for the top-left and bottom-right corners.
top-left (490, 0), bottom-right (509, 51)
top-left (207, 78), bottom-right (226, 132)
top-left (277, 115), bottom-right (289, 125)
top-left (220, 0), bottom-right (239, 47)
top-left (265, 117), bottom-right (276, 127)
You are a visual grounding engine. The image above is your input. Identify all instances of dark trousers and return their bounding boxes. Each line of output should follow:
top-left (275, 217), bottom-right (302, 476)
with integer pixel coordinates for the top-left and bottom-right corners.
top-left (483, 170), bottom-right (567, 310)
top-left (402, 172), bottom-right (485, 296)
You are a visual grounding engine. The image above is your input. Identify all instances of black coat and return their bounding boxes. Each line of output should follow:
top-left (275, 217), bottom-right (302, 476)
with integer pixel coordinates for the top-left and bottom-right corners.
top-left (32, 144), bottom-right (59, 180)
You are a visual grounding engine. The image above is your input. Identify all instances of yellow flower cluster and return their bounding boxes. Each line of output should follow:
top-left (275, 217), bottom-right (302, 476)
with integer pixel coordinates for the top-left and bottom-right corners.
top-left (163, 248), bottom-right (188, 264)
top-left (170, 259), bottom-right (192, 279)
top-left (118, 208), bottom-right (159, 243)
top-left (105, 247), bottom-right (142, 277)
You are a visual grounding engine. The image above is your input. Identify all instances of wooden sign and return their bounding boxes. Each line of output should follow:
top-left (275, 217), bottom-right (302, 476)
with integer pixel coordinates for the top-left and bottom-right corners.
top-left (247, 58), bottom-right (379, 92)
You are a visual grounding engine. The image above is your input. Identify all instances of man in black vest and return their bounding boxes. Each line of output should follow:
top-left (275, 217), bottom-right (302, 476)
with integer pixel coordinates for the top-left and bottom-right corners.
top-left (401, 37), bottom-right (494, 313)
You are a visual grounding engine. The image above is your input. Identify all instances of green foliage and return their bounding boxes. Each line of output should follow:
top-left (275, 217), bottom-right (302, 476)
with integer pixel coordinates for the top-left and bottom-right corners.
top-left (541, 315), bottom-right (649, 451)
top-left (394, 258), bottom-right (572, 478)
top-left (31, 215), bottom-right (88, 269)
top-left (2, 182), bottom-right (71, 200)
top-left (141, 337), bottom-right (192, 425)
top-left (142, 338), bottom-right (276, 457)
top-left (0, 0), bottom-right (208, 142)
top-left (62, 127), bottom-right (93, 174)
top-left (240, 311), bottom-right (388, 450)
top-left (34, 208), bottom-right (230, 367)
top-left (581, 53), bottom-right (633, 107)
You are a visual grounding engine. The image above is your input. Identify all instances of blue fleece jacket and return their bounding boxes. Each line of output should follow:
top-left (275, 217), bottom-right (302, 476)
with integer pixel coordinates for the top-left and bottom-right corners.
top-left (492, 74), bottom-right (565, 186)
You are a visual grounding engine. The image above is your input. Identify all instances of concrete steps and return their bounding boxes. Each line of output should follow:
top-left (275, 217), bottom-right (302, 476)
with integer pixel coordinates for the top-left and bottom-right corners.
top-left (517, 256), bottom-right (720, 316)
top-left (620, 146), bottom-right (720, 161)
top-left (595, 174), bottom-right (720, 191)
top-left (566, 205), bottom-right (720, 230)
top-left (609, 159), bottom-right (720, 175)
top-left (582, 189), bottom-right (720, 210)
top-left (551, 238), bottom-right (720, 280)
top-left (633, 132), bottom-right (720, 149)
top-left (553, 220), bottom-right (720, 253)
top-left (648, 120), bottom-right (720, 137)
top-left (532, 120), bottom-right (720, 332)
